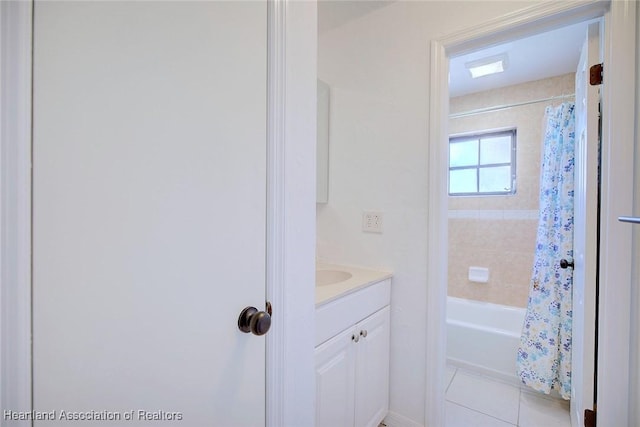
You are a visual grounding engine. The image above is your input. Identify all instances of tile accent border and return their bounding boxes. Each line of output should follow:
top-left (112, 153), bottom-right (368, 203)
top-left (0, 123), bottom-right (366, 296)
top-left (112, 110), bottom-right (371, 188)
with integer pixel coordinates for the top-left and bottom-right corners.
top-left (448, 210), bottom-right (539, 220)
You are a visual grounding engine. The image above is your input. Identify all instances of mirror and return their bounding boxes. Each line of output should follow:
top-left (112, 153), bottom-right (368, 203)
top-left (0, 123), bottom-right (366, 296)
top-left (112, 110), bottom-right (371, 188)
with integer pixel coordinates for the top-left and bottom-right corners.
top-left (317, 79), bottom-right (330, 203)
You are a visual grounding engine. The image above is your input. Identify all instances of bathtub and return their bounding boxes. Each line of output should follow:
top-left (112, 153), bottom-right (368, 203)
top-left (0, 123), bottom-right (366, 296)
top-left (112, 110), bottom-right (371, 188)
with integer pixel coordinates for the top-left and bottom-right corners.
top-left (446, 296), bottom-right (526, 383)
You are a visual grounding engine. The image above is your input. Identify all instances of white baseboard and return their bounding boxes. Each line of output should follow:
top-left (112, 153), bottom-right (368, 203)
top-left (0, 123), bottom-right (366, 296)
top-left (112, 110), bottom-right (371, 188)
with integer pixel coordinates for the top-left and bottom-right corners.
top-left (383, 411), bottom-right (423, 427)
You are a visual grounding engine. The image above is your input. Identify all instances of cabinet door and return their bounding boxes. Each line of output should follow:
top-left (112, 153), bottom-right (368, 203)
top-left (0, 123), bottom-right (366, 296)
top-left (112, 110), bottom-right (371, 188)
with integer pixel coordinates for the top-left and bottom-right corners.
top-left (355, 306), bottom-right (391, 427)
top-left (315, 326), bottom-right (357, 427)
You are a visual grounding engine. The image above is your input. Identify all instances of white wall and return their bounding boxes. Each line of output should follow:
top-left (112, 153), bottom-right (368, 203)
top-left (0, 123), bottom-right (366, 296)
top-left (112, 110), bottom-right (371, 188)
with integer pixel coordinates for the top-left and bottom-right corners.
top-left (317, 2), bottom-right (541, 424)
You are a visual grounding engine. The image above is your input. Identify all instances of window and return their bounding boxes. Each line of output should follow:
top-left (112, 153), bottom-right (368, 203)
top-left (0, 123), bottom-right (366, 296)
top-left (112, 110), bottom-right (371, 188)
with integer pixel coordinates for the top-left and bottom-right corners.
top-left (449, 129), bottom-right (516, 196)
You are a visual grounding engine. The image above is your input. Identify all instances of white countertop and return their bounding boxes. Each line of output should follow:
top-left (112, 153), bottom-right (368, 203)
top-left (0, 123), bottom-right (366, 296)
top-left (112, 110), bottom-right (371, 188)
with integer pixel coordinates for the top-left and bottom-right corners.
top-left (316, 263), bottom-right (392, 306)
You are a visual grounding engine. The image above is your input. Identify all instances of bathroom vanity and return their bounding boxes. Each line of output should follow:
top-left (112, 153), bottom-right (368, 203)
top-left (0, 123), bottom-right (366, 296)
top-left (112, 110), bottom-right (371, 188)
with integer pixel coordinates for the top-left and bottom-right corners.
top-left (315, 264), bottom-right (392, 427)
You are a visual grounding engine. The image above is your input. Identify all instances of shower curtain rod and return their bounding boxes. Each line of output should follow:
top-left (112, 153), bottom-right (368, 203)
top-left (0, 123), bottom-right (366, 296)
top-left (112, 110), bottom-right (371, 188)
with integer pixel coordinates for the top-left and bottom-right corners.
top-left (449, 93), bottom-right (576, 119)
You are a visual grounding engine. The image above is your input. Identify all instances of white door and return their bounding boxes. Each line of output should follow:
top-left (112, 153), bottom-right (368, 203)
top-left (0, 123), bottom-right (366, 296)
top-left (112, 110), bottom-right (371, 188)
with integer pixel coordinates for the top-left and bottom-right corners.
top-left (32, 2), bottom-right (267, 426)
top-left (354, 307), bottom-right (390, 427)
top-left (315, 327), bottom-right (357, 427)
top-left (571, 21), bottom-right (600, 427)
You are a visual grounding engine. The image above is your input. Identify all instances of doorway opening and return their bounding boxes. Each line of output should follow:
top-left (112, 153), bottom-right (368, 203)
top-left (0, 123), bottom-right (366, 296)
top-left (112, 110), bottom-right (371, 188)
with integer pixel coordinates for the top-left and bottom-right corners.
top-left (425, 2), bottom-right (635, 427)
top-left (444, 19), bottom-right (600, 427)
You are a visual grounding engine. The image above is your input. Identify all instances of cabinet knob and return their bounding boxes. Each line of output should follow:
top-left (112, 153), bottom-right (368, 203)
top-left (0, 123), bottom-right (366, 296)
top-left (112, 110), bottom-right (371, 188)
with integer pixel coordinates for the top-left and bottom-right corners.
top-left (352, 334), bottom-right (360, 343)
top-left (360, 330), bottom-right (368, 338)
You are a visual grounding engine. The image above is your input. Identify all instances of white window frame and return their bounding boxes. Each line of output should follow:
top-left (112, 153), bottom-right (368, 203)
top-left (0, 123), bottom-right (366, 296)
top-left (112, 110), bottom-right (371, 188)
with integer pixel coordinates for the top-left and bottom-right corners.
top-left (448, 128), bottom-right (516, 196)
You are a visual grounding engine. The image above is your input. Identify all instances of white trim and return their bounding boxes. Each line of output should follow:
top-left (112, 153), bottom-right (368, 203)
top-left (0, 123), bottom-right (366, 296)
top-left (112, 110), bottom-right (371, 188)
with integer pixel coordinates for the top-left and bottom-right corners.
top-left (425, 37), bottom-right (449, 427)
top-left (383, 410), bottom-right (424, 427)
top-left (441, 1), bottom-right (609, 57)
top-left (0, 1), bottom-right (33, 425)
top-left (266, 0), bottom-right (286, 424)
top-left (597, 2), bottom-right (635, 424)
top-left (268, 1), bottom-right (317, 426)
top-left (427, 2), bottom-right (635, 427)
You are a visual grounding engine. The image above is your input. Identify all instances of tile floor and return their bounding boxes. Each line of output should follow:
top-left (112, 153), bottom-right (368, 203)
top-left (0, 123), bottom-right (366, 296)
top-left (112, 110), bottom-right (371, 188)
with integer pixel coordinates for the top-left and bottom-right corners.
top-left (445, 365), bottom-right (571, 427)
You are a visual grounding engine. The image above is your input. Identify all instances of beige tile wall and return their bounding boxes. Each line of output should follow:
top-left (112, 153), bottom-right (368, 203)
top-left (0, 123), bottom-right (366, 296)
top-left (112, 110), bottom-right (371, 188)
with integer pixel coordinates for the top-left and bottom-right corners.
top-left (448, 73), bottom-right (575, 308)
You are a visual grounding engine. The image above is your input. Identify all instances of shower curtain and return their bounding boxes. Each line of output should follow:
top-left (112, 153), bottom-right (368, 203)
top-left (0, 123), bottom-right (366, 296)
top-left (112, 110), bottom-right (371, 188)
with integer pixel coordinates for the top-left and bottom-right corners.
top-left (516, 102), bottom-right (575, 399)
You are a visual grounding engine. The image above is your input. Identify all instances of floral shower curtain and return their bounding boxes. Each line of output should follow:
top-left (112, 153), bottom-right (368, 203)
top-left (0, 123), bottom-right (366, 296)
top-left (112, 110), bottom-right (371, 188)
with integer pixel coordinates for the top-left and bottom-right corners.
top-left (516, 102), bottom-right (575, 399)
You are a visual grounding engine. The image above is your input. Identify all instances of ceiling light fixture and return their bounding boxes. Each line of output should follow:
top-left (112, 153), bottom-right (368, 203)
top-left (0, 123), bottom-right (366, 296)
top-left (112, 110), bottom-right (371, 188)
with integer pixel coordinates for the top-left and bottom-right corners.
top-left (465, 54), bottom-right (509, 79)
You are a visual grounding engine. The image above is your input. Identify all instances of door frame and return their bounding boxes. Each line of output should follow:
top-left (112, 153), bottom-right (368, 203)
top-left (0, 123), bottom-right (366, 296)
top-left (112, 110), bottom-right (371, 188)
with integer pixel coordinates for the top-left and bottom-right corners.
top-left (1, 1), bottom-right (33, 423)
top-left (0, 1), bottom-right (316, 426)
top-left (426, 1), bottom-right (635, 426)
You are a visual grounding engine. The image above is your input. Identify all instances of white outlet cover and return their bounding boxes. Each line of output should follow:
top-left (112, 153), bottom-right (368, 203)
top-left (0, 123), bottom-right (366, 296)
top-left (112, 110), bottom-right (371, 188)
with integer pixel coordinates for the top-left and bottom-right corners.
top-left (362, 211), bottom-right (383, 233)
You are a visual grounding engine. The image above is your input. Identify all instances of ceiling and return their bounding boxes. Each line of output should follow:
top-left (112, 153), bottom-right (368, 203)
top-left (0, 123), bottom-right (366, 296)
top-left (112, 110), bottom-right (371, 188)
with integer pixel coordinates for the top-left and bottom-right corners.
top-left (318, 0), bottom-right (394, 34)
top-left (318, 2), bottom-right (598, 99)
top-left (450, 21), bottom-right (594, 97)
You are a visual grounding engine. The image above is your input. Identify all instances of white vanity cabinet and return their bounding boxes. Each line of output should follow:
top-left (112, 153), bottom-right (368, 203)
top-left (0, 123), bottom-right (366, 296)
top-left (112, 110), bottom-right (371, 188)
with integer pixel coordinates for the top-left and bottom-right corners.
top-left (315, 278), bottom-right (391, 427)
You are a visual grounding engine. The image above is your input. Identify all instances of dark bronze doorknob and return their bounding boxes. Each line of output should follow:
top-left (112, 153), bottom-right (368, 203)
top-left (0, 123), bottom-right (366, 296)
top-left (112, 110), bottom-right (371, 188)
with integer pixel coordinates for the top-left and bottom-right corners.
top-left (238, 306), bottom-right (271, 336)
top-left (560, 259), bottom-right (574, 269)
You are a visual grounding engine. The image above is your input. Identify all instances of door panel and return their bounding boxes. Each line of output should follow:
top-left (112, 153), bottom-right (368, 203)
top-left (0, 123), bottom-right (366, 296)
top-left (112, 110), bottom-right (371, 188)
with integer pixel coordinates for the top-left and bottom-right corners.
top-left (355, 307), bottom-right (390, 427)
top-left (315, 327), bottom-right (357, 427)
top-left (32, 2), bottom-right (267, 425)
top-left (571, 21), bottom-right (600, 427)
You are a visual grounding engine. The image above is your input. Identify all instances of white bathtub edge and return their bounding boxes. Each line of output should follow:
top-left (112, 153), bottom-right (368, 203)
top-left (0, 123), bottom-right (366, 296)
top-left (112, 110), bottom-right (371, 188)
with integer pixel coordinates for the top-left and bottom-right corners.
top-left (446, 296), bottom-right (525, 385)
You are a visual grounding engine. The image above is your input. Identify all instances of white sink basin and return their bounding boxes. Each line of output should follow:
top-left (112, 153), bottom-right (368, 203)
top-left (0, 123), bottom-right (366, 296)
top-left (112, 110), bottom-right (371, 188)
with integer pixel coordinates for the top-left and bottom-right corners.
top-left (316, 270), bottom-right (353, 286)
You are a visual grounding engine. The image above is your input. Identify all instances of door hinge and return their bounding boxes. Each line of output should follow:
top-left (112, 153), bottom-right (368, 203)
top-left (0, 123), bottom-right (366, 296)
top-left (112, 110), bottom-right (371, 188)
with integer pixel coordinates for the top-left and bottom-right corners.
top-left (590, 63), bottom-right (603, 85)
top-left (585, 408), bottom-right (596, 427)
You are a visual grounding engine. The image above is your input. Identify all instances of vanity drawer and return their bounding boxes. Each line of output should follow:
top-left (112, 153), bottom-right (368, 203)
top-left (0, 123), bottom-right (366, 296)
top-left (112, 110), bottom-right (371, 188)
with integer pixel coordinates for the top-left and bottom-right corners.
top-left (315, 278), bottom-right (390, 347)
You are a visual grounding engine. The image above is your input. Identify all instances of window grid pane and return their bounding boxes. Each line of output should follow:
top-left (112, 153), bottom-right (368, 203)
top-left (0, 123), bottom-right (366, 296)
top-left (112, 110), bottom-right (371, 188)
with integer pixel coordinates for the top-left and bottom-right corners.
top-left (449, 168), bottom-right (478, 194)
top-left (449, 129), bottom-right (515, 196)
top-left (480, 136), bottom-right (511, 165)
top-left (450, 139), bottom-right (479, 167)
top-left (479, 165), bottom-right (512, 192)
